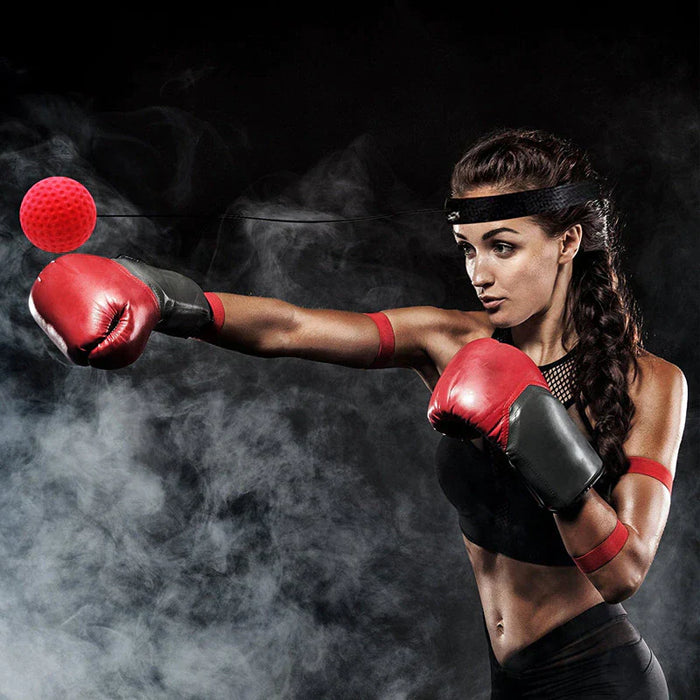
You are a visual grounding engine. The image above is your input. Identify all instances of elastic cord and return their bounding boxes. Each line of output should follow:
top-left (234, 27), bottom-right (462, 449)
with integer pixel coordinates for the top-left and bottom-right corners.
top-left (364, 312), bottom-right (395, 368)
top-left (573, 519), bottom-right (629, 574)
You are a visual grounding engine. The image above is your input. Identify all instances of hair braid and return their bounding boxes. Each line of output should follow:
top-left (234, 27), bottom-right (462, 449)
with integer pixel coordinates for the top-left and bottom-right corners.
top-left (568, 248), bottom-right (642, 498)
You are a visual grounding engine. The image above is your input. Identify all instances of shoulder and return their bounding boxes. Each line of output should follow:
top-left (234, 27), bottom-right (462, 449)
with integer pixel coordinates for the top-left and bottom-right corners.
top-left (623, 350), bottom-right (688, 476)
top-left (628, 351), bottom-right (687, 409)
top-left (432, 308), bottom-right (494, 343)
top-left (384, 306), bottom-right (493, 348)
top-left (381, 307), bottom-right (494, 389)
top-left (420, 308), bottom-right (495, 369)
top-left (384, 306), bottom-right (492, 331)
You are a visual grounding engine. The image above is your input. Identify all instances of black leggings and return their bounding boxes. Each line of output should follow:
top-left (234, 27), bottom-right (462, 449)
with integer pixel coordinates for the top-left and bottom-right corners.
top-left (486, 602), bottom-right (668, 699)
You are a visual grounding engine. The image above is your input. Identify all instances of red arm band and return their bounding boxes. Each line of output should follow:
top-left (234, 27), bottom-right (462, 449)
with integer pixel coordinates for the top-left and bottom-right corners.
top-left (203, 293), bottom-right (226, 332)
top-left (626, 456), bottom-right (673, 494)
top-left (364, 312), bottom-right (395, 368)
top-left (573, 519), bottom-right (629, 574)
top-left (194, 292), bottom-right (226, 341)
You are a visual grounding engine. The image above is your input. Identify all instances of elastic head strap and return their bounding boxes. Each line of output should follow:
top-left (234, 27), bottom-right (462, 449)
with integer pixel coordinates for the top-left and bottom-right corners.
top-left (444, 182), bottom-right (601, 224)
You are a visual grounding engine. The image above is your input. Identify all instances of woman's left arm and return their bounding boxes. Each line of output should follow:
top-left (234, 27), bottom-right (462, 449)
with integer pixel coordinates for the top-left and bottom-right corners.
top-left (554, 355), bottom-right (689, 603)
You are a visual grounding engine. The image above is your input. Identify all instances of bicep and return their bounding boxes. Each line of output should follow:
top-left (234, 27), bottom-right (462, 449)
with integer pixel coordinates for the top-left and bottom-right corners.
top-left (214, 294), bottom-right (400, 367)
top-left (611, 360), bottom-right (688, 559)
top-left (620, 359), bottom-right (688, 474)
top-left (287, 305), bottom-right (470, 371)
top-left (282, 307), bottom-right (393, 368)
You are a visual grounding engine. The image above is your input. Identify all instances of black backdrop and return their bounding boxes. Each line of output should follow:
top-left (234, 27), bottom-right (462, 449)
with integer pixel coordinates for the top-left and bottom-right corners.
top-left (1, 4), bottom-right (698, 698)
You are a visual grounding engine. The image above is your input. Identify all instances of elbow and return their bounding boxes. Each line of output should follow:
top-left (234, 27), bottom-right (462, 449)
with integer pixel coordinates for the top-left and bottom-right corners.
top-left (596, 528), bottom-right (654, 603)
top-left (251, 304), bottom-right (300, 358)
top-left (600, 567), bottom-right (646, 604)
top-left (601, 585), bottom-right (634, 604)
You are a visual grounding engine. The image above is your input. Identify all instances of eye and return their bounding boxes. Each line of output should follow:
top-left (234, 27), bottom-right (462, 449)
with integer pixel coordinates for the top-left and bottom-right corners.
top-left (456, 241), bottom-right (474, 258)
top-left (493, 242), bottom-right (515, 255)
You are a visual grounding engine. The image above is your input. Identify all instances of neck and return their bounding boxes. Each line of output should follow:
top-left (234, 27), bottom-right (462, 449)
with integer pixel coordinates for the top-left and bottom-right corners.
top-left (510, 263), bottom-right (577, 366)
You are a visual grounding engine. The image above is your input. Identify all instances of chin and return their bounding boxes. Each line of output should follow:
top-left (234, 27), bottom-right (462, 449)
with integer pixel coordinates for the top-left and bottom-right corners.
top-left (485, 310), bottom-right (513, 327)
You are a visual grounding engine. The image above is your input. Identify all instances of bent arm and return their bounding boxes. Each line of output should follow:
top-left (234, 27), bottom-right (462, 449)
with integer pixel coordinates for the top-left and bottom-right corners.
top-left (553, 356), bottom-right (688, 603)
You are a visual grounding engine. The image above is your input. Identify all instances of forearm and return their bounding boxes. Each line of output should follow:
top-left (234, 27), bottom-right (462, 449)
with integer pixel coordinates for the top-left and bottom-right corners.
top-left (554, 490), bottom-right (646, 603)
top-left (205, 292), bottom-right (383, 368)
top-left (27, 254), bottom-right (401, 370)
top-left (206, 292), bottom-right (299, 356)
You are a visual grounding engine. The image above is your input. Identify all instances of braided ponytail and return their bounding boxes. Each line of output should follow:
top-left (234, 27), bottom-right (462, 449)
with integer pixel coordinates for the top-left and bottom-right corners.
top-left (451, 127), bottom-right (644, 499)
top-left (567, 248), bottom-right (643, 498)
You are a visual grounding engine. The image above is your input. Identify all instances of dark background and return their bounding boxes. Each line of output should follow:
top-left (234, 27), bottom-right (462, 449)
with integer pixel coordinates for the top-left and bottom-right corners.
top-left (1, 4), bottom-right (698, 698)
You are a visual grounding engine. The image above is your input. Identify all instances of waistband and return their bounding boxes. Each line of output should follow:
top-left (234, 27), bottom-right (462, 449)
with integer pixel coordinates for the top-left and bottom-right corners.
top-left (487, 602), bottom-right (628, 674)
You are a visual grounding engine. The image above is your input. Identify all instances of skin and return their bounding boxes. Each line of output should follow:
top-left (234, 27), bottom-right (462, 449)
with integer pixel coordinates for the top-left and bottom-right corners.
top-left (207, 186), bottom-right (688, 666)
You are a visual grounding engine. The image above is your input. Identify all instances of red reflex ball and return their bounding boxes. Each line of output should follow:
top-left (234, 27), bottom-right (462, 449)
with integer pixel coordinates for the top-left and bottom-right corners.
top-left (19, 176), bottom-right (97, 253)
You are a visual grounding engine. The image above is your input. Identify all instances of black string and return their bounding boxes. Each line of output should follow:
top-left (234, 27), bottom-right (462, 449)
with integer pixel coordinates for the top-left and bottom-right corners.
top-left (97, 208), bottom-right (445, 224)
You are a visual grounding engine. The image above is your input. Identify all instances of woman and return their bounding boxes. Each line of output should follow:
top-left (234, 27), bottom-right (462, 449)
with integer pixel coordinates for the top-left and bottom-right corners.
top-left (29, 128), bottom-right (687, 698)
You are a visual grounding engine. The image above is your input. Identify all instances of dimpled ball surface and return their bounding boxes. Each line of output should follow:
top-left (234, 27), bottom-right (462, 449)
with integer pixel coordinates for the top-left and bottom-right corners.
top-left (20, 176), bottom-right (97, 253)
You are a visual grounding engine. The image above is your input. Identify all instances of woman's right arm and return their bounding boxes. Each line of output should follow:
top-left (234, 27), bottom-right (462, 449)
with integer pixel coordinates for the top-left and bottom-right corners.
top-left (211, 293), bottom-right (383, 367)
top-left (28, 253), bottom-right (490, 378)
top-left (211, 293), bottom-right (492, 387)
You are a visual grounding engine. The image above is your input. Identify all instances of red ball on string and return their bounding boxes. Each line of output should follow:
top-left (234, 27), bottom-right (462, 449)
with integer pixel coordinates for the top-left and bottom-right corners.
top-left (19, 176), bottom-right (97, 253)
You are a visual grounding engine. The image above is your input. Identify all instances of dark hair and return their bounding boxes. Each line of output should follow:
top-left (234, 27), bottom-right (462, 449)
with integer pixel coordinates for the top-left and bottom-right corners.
top-left (451, 127), bottom-right (644, 499)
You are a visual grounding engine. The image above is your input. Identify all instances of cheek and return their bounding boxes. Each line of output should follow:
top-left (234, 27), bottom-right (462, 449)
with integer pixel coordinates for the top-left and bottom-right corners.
top-left (508, 256), bottom-right (554, 289)
top-left (502, 253), bottom-right (559, 306)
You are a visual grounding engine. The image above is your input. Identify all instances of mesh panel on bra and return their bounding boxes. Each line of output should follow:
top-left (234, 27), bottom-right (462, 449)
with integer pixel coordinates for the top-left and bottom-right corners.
top-left (540, 355), bottom-right (577, 409)
top-left (492, 327), bottom-right (577, 409)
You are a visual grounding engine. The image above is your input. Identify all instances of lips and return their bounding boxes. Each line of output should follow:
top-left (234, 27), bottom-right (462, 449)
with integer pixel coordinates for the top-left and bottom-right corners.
top-left (479, 297), bottom-right (505, 310)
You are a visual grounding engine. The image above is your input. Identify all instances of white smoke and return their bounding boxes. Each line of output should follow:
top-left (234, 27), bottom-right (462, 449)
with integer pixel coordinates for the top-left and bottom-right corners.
top-left (0, 94), bottom-right (484, 699)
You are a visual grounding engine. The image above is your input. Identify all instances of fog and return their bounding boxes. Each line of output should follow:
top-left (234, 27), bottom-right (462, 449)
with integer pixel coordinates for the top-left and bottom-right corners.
top-left (0, 97), bottom-right (487, 698)
top-left (0, 7), bottom-right (697, 698)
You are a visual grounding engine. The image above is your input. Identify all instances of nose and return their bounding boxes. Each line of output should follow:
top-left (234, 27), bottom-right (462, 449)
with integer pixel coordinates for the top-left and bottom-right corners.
top-left (467, 255), bottom-right (494, 291)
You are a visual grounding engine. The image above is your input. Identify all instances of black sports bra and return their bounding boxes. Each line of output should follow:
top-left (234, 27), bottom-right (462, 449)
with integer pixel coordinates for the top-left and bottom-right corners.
top-left (434, 329), bottom-right (590, 566)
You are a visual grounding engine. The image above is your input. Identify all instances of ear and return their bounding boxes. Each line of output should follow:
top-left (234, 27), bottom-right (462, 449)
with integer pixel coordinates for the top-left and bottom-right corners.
top-left (558, 224), bottom-right (583, 264)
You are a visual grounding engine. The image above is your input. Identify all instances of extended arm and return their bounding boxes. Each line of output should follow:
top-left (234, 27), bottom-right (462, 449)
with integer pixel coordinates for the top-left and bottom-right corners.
top-left (28, 253), bottom-right (471, 373)
top-left (207, 292), bottom-right (394, 368)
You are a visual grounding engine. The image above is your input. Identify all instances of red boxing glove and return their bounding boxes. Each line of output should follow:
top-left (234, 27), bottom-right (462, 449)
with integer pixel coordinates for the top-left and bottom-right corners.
top-left (428, 338), bottom-right (603, 512)
top-left (29, 254), bottom-right (221, 370)
top-left (29, 254), bottom-right (160, 369)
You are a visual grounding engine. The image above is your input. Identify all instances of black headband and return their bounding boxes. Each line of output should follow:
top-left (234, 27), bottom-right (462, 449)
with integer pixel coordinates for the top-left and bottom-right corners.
top-left (444, 182), bottom-right (601, 224)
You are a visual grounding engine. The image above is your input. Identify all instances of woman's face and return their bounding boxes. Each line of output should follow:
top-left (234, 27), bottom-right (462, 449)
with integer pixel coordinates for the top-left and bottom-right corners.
top-left (453, 188), bottom-right (567, 327)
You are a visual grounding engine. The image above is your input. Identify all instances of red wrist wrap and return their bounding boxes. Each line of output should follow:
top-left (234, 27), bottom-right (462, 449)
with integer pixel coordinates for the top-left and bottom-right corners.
top-left (203, 293), bottom-right (225, 332)
top-left (626, 456), bottom-right (673, 494)
top-left (195, 292), bottom-right (225, 341)
top-left (365, 312), bottom-right (395, 368)
top-left (573, 519), bottom-right (629, 574)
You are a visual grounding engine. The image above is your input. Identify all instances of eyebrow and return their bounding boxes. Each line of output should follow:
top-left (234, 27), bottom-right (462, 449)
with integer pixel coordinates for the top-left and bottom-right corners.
top-left (454, 227), bottom-right (520, 242)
